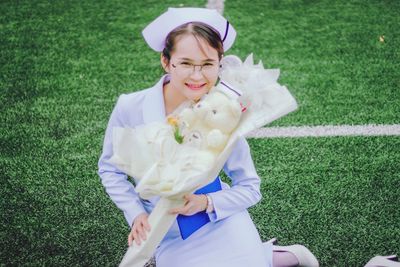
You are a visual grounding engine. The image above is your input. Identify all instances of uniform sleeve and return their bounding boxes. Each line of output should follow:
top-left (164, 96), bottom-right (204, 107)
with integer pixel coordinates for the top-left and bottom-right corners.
top-left (207, 137), bottom-right (262, 222)
top-left (98, 95), bottom-right (146, 228)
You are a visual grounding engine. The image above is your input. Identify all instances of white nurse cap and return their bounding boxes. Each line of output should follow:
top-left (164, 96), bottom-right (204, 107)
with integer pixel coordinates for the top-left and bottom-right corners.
top-left (142, 7), bottom-right (236, 52)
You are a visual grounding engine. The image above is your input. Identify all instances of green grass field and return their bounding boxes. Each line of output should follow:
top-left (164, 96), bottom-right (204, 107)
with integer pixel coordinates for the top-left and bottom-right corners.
top-left (1, 0), bottom-right (399, 266)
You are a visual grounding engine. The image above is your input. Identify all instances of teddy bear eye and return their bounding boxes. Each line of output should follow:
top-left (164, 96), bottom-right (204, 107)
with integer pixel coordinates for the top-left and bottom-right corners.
top-left (212, 109), bottom-right (217, 114)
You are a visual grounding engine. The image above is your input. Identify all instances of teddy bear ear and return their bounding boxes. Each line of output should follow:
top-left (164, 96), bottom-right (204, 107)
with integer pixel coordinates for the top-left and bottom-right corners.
top-left (220, 55), bottom-right (242, 71)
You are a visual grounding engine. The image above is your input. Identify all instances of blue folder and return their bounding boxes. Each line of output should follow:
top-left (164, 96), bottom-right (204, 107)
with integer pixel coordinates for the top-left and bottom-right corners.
top-left (177, 176), bottom-right (222, 240)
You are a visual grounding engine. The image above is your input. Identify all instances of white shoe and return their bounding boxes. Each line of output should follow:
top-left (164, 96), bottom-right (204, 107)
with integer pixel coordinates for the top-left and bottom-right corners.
top-left (364, 255), bottom-right (400, 267)
top-left (264, 237), bottom-right (278, 245)
top-left (273, 244), bottom-right (319, 267)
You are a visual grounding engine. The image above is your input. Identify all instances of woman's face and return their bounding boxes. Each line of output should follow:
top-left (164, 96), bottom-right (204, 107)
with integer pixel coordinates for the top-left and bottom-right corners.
top-left (162, 34), bottom-right (220, 102)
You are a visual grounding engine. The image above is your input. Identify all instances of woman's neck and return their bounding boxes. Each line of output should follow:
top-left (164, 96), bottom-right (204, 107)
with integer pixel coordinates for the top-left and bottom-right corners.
top-left (163, 82), bottom-right (187, 115)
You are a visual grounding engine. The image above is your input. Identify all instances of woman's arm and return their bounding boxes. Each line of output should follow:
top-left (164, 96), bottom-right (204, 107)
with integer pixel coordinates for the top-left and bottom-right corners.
top-left (98, 95), bottom-right (147, 227)
top-left (207, 137), bottom-right (262, 222)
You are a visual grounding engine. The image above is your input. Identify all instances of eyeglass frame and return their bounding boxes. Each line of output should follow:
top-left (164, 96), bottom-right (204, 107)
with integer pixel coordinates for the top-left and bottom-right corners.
top-left (170, 61), bottom-right (220, 76)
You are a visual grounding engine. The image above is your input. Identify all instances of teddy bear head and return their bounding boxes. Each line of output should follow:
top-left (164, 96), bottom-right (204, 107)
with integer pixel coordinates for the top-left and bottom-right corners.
top-left (193, 89), bottom-right (242, 134)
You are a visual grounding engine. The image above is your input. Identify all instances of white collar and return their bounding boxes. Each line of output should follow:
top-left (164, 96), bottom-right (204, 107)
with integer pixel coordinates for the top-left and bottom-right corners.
top-left (142, 75), bottom-right (169, 124)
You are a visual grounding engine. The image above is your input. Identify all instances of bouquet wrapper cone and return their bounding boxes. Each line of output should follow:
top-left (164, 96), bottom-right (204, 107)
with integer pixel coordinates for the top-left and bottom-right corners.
top-left (119, 197), bottom-right (183, 267)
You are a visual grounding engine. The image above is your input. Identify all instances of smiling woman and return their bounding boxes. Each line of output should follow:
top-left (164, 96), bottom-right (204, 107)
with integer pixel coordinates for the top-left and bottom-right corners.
top-left (161, 28), bottom-right (221, 114)
top-left (98, 7), bottom-right (318, 267)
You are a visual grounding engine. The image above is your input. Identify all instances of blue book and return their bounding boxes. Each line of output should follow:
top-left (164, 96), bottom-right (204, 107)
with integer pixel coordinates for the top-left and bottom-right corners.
top-left (177, 176), bottom-right (222, 240)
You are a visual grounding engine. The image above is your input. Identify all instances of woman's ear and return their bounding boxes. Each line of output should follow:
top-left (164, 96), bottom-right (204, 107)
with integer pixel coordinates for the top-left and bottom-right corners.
top-left (160, 54), bottom-right (170, 73)
top-left (218, 54), bottom-right (224, 76)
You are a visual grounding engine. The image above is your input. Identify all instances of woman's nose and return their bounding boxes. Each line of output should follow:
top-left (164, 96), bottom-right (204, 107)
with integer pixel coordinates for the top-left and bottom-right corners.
top-left (189, 67), bottom-right (204, 79)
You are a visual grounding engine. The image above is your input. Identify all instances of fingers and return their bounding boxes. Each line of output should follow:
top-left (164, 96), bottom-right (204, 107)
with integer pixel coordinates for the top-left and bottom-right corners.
top-left (128, 231), bottom-right (134, 247)
top-left (137, 223), bottom-right (147, 242)
top-left (128, 218), bottom-right (150, 246)
top-left (128, 229), bottom-right (139, 246)
top-left (143, 218), bottom-right (151, 232)
top-left (169, 205), bottom-right (190, 215)
top-left (169, 194), bottom-right (209, 215)
top-left (129, 227), bottom-right (145, 246)
top-left (183, 194), bottom-right (191, 202)
top-left (133, 230), bottom-right (140, 246)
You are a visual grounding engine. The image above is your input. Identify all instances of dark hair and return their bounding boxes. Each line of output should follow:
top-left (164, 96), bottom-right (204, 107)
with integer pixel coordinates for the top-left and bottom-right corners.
top-left (162, 22), bottom-right (224, 63)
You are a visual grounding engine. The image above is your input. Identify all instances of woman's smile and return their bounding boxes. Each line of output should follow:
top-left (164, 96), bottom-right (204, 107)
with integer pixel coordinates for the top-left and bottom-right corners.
top-left (185, 82), bottom-right (207, 90)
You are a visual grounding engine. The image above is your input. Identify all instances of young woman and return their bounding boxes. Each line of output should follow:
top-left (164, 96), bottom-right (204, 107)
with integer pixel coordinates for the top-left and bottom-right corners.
top-left (98, 7), bottom-right (319, 267)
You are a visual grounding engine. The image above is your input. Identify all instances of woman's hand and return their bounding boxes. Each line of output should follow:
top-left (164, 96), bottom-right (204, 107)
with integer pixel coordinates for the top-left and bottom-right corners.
top-left (169, 194), bottom-right (208, 216)
top-left (128, 213), bottom-right (151, 246)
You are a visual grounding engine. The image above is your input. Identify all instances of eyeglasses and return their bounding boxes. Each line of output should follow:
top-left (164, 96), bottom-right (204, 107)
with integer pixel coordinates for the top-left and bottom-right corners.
top-left (171, 61), bottom-right (219, 76)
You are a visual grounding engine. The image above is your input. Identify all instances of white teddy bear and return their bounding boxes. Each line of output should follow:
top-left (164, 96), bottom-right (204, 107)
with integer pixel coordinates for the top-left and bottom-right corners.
top-left (178, 84), bottom-right (242, 153)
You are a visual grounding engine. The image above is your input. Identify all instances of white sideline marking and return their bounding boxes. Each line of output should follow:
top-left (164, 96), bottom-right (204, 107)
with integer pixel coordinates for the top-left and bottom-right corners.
top-left (246, 124), bottom-right (400, 138)
top-left (203, 1), bottom-right (399, 139)
top-left (206, 0), bottom-right (225, 14)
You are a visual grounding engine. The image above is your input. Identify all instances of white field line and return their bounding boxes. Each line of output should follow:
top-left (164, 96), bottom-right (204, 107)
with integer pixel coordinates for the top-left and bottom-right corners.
top-left (204, 1), bottom-right (399, 139)
top-left (246, 124), bottom-right (400, 138)
top-left (206, 0), bottom-right (225, 14)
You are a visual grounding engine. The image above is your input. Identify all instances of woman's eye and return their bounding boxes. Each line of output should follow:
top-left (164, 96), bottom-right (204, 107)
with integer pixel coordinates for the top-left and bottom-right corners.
top-left (202, 63), bottom-right (215, 69)
top-left (180, 62), bottom-right (191, 66)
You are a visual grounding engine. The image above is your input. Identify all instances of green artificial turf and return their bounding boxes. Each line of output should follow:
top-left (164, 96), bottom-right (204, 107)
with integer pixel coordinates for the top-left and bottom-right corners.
top-left (226, 0), bottom-right (400, 126)
top-left (1, 0), bottom-right (399, 266)
top-left (247, 136), bottom-right (400, 266)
